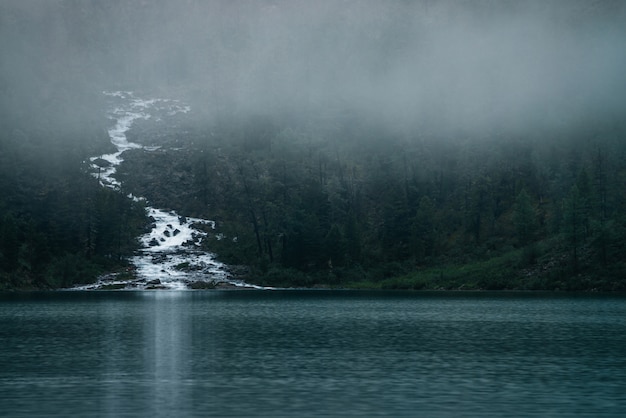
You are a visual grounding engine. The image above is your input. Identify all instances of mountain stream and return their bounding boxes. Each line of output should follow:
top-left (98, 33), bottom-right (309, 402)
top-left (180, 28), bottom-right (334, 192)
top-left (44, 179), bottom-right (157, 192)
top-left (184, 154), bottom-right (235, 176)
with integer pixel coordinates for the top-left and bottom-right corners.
top-left (74, 91), bottom-right (262, 290)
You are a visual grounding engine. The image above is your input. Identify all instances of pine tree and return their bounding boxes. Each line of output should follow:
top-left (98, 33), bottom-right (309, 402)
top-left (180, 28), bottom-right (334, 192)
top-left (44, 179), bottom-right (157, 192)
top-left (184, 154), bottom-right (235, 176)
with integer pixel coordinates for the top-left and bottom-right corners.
top-left (514, 189), bottom-right (536, 246)
top-left (563, 185), bottom-right (584, 271)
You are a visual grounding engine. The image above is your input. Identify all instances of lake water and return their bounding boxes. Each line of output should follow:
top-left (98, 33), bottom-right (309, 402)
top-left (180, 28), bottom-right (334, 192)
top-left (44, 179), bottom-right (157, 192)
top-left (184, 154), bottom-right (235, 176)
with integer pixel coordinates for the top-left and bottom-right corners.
top-left (1, 291), bottom-right (625, 417)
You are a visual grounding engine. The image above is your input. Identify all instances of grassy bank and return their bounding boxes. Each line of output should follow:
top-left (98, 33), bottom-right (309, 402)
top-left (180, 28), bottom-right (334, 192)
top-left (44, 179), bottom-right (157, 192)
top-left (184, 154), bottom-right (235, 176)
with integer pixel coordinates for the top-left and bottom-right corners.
top-left (343, 245), bottom-right (626, 292)
top-left (344, 250), bottom-right (523, 291)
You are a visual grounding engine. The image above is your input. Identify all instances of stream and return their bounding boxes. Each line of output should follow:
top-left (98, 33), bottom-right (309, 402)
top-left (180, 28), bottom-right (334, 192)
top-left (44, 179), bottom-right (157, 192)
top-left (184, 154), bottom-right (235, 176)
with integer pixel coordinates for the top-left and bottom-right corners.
top-left (74, 91), bottom-right (262, 290)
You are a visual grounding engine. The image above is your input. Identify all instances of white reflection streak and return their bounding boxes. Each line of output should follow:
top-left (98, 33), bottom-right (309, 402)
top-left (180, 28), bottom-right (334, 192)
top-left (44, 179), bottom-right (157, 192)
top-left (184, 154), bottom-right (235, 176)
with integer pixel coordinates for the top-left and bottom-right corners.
top-left (149, 293), bottom-right (190, 415)
top-left (102, 300), bottom-right (122, 417)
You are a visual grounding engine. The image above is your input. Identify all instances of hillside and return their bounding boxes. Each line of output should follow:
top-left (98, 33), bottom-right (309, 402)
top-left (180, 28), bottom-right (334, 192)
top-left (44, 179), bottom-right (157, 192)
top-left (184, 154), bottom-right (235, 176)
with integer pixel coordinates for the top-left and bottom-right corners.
top-left (1, 0), bottom-right (625, 290)
top-left (117, 111), bottom-right (626, 290)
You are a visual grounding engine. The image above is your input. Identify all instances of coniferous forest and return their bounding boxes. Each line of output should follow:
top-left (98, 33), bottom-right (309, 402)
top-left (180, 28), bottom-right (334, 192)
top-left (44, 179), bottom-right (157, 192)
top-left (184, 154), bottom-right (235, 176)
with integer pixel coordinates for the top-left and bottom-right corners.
top-left (1, 0), bottom-right (625, 290)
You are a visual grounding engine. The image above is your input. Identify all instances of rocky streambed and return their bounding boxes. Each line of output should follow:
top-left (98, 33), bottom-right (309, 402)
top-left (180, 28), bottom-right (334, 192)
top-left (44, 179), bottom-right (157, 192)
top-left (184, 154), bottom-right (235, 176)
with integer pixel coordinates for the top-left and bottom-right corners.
top-left (74, 91), bottom-right (266, 291)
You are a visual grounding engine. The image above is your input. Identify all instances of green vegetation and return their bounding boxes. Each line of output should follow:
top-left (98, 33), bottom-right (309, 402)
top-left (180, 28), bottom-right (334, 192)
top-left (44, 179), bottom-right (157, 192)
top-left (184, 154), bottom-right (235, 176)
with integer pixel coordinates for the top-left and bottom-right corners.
top-left (0, 116), bottom-right (148, 290)
top-left (347, 243), bottom-right (626, 292)
top-left (0, 84), bottom-right (147, 290)
top-left (2, 0), bottom-right (625, 291)
top-left (118, 114), bottom-right (626, 292)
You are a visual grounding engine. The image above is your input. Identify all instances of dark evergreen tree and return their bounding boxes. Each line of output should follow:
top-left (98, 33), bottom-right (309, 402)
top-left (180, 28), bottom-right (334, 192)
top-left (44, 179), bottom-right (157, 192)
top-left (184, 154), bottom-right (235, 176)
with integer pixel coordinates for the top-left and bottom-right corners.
top-left (514, 189), bottom-right (537, 246)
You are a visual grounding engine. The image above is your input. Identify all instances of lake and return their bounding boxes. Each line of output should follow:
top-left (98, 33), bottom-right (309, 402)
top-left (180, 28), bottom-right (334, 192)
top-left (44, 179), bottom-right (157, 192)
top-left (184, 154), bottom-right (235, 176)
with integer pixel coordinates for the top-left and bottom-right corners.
top-left (1, 290), bottom-right (625, 417)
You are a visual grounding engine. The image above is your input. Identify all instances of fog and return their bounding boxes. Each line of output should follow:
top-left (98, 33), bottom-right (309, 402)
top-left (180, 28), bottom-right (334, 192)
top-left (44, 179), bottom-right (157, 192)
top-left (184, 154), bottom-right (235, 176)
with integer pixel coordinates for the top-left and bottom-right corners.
top-left (2, 0), bottom-right (625, 137)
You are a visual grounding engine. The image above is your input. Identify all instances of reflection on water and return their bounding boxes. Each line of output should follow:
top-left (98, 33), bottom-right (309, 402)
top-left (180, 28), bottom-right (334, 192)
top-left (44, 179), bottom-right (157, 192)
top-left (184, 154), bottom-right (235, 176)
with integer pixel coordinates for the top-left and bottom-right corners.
top-left (98, 292), bottom-right (194, 417)
top-left (148, 292), bottom-right (190, 415)
top-left (1, 291), bottom-right (626, 417)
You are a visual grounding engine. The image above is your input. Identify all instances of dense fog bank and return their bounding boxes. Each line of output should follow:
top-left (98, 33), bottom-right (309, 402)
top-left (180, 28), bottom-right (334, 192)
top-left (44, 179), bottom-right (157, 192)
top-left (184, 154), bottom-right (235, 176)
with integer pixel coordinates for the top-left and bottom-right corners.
top-left (1, 1), bottom-right (626, 290)
top-left (2, 0), bottom-right (625, 137)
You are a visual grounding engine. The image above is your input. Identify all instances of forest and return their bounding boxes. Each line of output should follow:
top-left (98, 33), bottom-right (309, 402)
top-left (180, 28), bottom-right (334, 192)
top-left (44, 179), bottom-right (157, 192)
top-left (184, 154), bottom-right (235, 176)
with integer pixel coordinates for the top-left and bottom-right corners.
top-left (119, 105), bottom-right (626, 291)
top-left (1, 0), bottom-right (625, 290)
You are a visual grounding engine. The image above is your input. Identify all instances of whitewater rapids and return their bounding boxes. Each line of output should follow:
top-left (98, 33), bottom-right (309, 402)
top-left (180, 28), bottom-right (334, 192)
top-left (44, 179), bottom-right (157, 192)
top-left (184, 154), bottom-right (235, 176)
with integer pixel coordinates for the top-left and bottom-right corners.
top-left (74, 91), bottom-right (266, 290)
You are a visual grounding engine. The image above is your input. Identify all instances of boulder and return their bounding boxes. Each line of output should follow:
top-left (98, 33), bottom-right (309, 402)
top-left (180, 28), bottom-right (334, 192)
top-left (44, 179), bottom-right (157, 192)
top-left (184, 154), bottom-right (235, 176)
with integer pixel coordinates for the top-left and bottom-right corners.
top-left (92, 158), bottom-right (111, 168)
top-left (189, 281), bottom-right (216, 289)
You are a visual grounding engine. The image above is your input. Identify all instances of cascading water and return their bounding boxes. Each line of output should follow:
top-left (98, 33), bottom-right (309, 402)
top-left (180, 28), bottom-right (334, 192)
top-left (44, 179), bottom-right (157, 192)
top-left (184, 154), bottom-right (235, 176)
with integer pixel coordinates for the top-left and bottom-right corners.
top-left (75, 91), bottom-right (263, 290)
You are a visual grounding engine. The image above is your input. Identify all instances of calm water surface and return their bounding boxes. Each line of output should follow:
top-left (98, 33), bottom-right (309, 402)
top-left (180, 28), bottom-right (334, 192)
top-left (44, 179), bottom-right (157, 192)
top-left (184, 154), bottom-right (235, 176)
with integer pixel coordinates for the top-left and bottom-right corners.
top-left (1, 290), bottom-right (625, 417)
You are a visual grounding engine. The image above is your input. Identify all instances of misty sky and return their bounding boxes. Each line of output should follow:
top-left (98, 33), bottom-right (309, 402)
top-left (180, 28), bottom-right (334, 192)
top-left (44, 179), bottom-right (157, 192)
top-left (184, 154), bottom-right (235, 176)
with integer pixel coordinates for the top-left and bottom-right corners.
top-left (2, 0), bottom-right (625, 135)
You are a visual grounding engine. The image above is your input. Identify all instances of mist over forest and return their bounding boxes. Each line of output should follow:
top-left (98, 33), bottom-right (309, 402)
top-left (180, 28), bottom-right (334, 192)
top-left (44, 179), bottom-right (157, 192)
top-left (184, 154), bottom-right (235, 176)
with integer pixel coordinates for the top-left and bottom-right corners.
top-left (3, 0), bottom-right (626, 134)
top-left (1, 0), bottom-right (626, 290)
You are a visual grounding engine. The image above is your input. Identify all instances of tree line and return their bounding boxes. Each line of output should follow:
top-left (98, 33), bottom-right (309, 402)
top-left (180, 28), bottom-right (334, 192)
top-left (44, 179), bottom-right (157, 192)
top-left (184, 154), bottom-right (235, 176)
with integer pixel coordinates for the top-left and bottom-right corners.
top-left (2, 0), bottom-right (625, 290)
top-left (126, 113), bottom-right (625, 290)
top-left (0, 91), bottom-right (146, 290)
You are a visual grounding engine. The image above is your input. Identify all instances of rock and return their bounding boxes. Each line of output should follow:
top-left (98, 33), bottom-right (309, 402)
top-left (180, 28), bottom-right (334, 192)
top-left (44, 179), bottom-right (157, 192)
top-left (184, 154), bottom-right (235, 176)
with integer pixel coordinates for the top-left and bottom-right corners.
top-left (92, 158), bottom-right (111, 168)
top-left (149, 238), bottom-right (160, 247)
top-left (146, 279), bottom-right (161, 285)
top-left (163, 230), bottom-right (171, 237)
top-left (152, 254), bottom-right (167, 263)
top-left (98, 273), bottom-right (118, 282)
top-left (229, 265), bottom-right (251, 279)
top-left (189, 281), bottom-right (216, 289)
top-left (99, 283), bottom-right (127, 290)
top-left (214, 281), bottom-right (242, 290)
top-left (173, 229), bottom-right (180, 236)
top-left (174, 262), bottom-right (190, 271)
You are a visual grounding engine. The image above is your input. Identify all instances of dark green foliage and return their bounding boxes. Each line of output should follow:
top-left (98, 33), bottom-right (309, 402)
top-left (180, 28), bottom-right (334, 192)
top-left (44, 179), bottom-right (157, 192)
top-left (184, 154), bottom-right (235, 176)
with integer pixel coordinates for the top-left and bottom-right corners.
top-left (134, 115), bottom-right (625, 290)
top-left (0, 92), bottom-right (146, 290)
top-left (514, 189), bottom-right (537, 246)
top-left (0, 162), bottom-right (146, 290)
top-left (2, 0), bottom-right (625, 291)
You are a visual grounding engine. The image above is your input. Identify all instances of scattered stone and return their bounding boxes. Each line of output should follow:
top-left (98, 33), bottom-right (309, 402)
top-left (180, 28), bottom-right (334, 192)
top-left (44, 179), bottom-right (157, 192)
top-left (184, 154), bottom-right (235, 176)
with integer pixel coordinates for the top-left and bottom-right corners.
top-left (92, 158), bottom-right (111, 168)
top-left (174, 262), bottom-right (190, 271)
top-left (214, 281), bottom-right (244, 290)
top-left (189, 281), bottom-right (216, 289)
top-left (100, 283), bottom-right (127, 290)
top-left (98, 273), bottom-right (118, 282)
top-left (229, 265), bottom-right (251, 280)
top-left (152, 254), bottom-right (167, 263)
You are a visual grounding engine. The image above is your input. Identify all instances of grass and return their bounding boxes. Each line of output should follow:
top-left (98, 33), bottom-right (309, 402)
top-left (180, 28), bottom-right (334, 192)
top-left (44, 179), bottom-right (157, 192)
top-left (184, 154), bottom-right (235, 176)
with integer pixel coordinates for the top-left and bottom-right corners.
top-left (343, 239), bottom-right (626, 292)
top-left (344, 249), bottom-right (527, 290)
